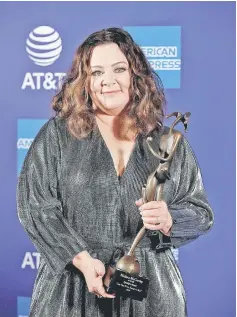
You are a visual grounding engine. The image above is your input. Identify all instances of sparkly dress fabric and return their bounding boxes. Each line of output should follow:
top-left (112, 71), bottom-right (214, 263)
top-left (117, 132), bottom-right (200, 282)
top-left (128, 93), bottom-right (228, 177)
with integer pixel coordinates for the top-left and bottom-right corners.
top-left (17, 116), bottom-right (214, 317)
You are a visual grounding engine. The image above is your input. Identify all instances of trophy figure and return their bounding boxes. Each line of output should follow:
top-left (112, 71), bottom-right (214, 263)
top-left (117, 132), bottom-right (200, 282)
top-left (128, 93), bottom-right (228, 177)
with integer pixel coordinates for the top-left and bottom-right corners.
top-left (103, 112), bottom-right (191, 301)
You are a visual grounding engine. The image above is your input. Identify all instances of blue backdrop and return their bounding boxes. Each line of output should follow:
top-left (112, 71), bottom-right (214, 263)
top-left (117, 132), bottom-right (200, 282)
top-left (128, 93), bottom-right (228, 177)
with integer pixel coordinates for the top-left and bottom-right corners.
top-left (0, 1), bottom-right (235, 317)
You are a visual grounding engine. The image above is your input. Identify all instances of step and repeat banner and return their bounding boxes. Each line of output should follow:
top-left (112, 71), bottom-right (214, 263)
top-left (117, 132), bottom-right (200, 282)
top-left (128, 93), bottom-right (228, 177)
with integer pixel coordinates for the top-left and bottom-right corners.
top-left (0, 2), bottom-right (235, 317)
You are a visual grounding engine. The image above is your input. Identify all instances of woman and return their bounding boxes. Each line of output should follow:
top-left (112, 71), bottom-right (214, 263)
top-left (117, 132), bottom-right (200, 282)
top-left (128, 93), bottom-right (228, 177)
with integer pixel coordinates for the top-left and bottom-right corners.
top-left (17, 27), bottom-right (214, 317)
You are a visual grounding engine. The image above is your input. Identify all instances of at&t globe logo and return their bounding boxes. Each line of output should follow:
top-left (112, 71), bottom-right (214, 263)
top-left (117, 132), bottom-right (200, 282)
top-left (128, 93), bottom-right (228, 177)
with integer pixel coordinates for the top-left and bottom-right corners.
top-left (26, 26), bottom-right (62, 66)
top-left (22, 25), bottom-right (66, 90)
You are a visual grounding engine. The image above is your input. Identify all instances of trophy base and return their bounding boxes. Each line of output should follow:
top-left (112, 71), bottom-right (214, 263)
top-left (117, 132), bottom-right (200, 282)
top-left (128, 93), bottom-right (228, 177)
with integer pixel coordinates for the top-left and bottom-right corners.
top-left (105, 269), bottom-right (149, 301)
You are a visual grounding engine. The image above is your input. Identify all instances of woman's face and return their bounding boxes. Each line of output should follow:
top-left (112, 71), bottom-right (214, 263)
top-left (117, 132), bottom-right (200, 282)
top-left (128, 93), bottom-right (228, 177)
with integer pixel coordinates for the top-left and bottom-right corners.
top-left (89, 43), bottom-right (130, 116)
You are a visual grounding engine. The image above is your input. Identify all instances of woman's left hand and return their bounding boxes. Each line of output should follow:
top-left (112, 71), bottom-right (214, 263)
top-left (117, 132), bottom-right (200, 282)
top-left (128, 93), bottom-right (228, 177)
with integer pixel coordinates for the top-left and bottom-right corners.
top-left (135, 198), bottom-right (173, 236)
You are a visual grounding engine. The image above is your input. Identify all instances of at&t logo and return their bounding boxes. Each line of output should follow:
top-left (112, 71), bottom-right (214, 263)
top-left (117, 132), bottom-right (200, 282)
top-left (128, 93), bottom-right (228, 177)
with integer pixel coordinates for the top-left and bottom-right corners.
top-left (26, 25), bottom-right (62, 66)
top-left (22, 25), bottom-right (66, 90)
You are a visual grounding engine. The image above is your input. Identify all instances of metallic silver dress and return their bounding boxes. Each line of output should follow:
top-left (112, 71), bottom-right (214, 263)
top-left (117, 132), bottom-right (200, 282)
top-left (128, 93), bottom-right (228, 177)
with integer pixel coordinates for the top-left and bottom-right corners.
top-left (17, 116), bottom-right (214, 317)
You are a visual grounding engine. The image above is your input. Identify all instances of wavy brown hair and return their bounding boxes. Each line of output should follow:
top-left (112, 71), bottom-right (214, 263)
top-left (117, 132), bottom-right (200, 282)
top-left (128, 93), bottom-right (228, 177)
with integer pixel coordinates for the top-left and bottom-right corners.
top-left (52, 27), bottom-right (166, 140)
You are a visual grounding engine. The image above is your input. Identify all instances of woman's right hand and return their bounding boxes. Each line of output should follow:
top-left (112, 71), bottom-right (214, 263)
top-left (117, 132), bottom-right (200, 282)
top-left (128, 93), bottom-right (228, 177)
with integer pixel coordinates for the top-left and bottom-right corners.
top-left (72, 251), bottom-right (115, 299)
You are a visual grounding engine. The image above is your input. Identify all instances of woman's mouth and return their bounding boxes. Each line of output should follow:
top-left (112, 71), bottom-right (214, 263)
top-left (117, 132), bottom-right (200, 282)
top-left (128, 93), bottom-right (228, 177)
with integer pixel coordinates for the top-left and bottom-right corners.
top-left (103, 90), bottom-right (121, 95)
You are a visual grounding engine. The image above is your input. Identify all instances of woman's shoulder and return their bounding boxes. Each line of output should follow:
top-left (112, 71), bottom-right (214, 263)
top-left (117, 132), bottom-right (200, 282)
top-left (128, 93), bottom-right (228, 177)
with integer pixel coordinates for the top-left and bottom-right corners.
top-left (28, 116), bottom-right (71, 157)
top-left (44, 115), bottom-right (67, 133)
top-left (36, 115), bottom-right (69, 142)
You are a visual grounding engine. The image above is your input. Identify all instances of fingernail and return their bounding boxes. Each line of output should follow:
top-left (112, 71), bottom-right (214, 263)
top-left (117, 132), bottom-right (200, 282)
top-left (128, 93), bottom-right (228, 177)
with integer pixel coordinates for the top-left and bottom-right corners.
top-left (139, 207), bottom-right (143, 211)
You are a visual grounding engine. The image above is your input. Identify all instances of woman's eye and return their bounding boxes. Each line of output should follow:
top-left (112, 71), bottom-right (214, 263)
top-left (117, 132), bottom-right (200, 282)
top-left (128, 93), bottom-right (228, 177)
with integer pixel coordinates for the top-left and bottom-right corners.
top-left (114, 67), bottom-right (126, 73)
top-left (92, 70), bottom-right (103, 76)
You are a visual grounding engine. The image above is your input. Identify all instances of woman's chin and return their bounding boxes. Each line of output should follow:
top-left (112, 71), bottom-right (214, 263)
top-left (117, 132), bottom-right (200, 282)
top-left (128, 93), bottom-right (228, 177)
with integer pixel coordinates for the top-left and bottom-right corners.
top-left (98, 104), bottom-right (127, 115)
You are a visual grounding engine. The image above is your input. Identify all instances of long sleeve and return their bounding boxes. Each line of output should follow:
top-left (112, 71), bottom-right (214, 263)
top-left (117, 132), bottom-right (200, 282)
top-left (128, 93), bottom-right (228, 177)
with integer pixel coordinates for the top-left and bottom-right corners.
top-left (16, 118), bottom-right (93, 275)
top-left (167, 135), bottom-right (214, 248)
top-left (151, 134), bottom-right (214, 250)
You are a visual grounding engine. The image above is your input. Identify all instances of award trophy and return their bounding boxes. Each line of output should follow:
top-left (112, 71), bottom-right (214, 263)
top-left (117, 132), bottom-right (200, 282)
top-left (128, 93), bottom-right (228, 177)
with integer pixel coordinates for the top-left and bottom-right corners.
top-left (103, 112), bottom-right (191, 301)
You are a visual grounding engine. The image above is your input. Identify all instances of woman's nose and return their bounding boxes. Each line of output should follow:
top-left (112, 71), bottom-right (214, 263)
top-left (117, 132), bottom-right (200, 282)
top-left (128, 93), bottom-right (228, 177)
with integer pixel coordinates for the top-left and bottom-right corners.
top-left (101, 72), bottom-right (116, 87)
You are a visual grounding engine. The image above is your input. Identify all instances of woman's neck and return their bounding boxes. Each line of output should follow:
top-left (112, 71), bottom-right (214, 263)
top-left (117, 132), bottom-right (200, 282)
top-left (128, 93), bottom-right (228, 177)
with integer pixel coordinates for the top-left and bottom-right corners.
top-left (95, 112), bottom-right (137, 141)
top-left (95, 112), bottom-right (118, 128)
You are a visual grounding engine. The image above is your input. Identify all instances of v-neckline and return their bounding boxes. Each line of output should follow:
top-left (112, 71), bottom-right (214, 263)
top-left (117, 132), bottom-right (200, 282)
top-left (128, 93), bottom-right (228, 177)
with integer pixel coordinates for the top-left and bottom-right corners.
top-left (95, 124), bottom-right (139, 183)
